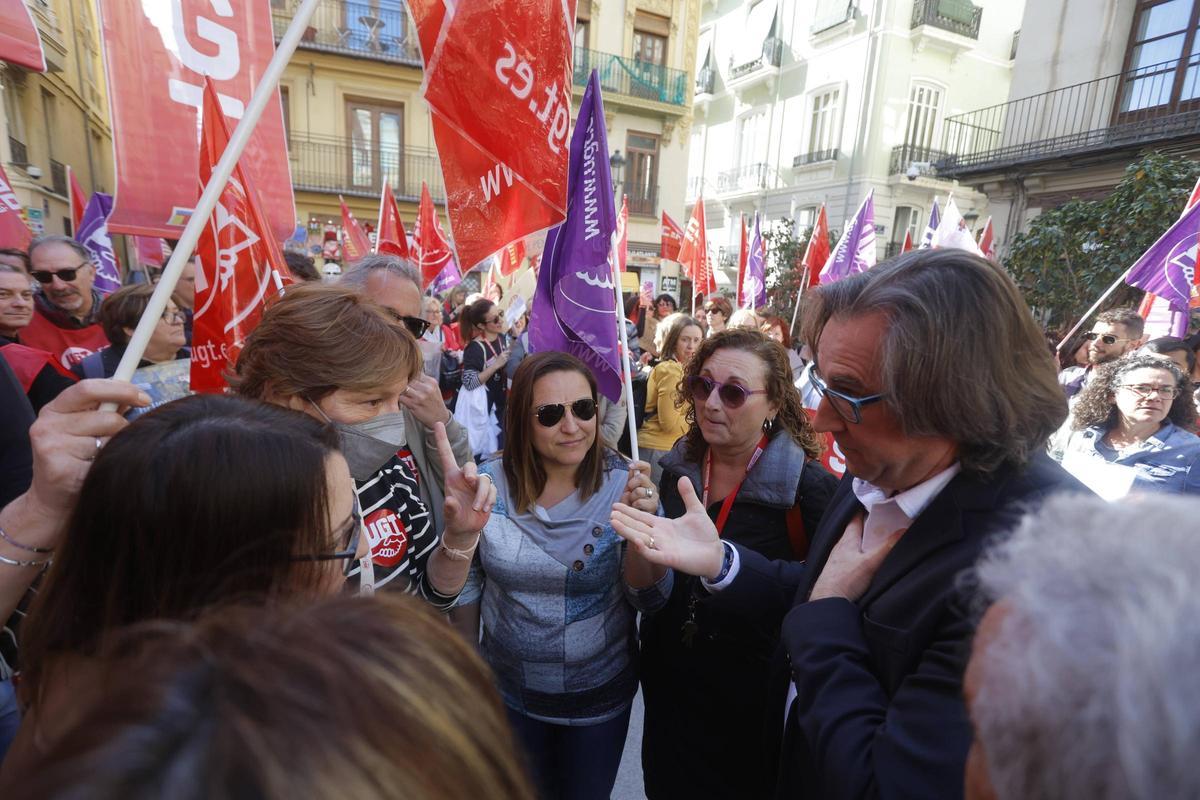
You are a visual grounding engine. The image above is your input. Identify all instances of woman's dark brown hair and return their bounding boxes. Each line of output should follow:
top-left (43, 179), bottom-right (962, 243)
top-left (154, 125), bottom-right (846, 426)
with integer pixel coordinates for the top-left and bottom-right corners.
top-left (504, 352), bottom-right (606, 513)
top-left (460, 298), bottom-right (497, 343)
top-left (19, 394), bottom-right (343, 707)
top-left (703, 296), bottom-right (732, 320)
top-left (1071, 353), bottom-right (1196, 431)
top-left (3, 596), bottom-right (535, 800)
top-left (98, 284), bottom-right (156, 347)
top-left (231, 282), bottom-right (421, 401)
top-left (660, 314), bottom-right (702, 364)
top-left (679, 328), bottom-right (823, 463)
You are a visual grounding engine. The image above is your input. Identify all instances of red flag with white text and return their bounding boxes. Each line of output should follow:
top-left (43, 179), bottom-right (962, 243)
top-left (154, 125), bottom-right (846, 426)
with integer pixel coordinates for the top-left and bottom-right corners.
top-left (96, 0), bottom-right (295, 240)
top-left (376, 184), bottom-right (410, 258)
top-left (191, 79), bottom-right (292, 394)
top-left (0, 164), bottom-right (31, 250)
top-left (661, 212), bottom-right (684, 261)
top-left (0, 0), bottom-right (46, 72)
top-left (678, 197), bottom-right (714, 296)
top-left (340, 197), bottom-right (372, 265)
top-left (802, 205), bottom-right (831, 289)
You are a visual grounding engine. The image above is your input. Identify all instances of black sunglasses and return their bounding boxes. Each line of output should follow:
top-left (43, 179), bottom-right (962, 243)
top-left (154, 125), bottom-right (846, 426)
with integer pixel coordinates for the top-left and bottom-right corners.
top-left (31, 266), bottom-right (86, 284)
top-left (1083, 331), bottom-right (1130, 346)
top-left (381, 307), bottom-right (431, 338)
top-left (535, 398), bottom-right (597, 427)
top-left (686, 375), bottom-right (768, 409)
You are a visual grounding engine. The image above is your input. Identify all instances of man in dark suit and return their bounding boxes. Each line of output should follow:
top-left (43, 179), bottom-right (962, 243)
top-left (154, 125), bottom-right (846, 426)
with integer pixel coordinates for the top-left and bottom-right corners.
top-left (612, 249), bottom-right (1086, 799)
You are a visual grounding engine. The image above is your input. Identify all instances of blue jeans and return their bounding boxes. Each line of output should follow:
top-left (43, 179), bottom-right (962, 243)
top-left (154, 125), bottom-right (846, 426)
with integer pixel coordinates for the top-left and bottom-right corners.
top-left (507, 705), bottom-right (632, 800)
top-left (0, 677), bottom-right (21, 763)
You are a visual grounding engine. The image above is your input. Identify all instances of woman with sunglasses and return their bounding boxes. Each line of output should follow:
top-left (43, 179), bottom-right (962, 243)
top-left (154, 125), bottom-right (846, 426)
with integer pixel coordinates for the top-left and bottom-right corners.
top-left (451, 352), bottom-right (669, 800)
top-left (1050, 353), bottom-right (1200, 498)
top-left (70, 284), bottom-right (189, 380)
top-left (234, 284), bottom-right (494, 608)
top-left (3, 393), bottom-right (361, 776)
top-left (461, 298), bottom-right (509, 445)
top-left (639, 313), bottom-right (703, 484)
top-left (623, 328), bottom-right (837, 800)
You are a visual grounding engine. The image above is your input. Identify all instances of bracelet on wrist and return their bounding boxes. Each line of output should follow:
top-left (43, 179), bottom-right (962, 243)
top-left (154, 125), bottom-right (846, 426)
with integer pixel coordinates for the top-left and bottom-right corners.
top-left (0, 523), bottom-right (55, 554)
top-left (439, 531), bottom-right (482, 561)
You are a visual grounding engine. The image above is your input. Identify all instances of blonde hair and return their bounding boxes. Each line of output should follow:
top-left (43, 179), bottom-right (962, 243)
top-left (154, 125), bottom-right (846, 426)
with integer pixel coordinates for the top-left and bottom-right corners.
top-left (727, 308), bottom-right (762, 331)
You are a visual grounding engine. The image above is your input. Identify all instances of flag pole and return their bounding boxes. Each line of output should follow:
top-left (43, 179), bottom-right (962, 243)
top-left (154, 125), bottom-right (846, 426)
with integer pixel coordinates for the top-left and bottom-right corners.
top-left (611, 232), bottom-right (640, 464)
top-left (374, 176), bottom-right (387, 254)
top-left (106, 0), bottom-right (321, 393)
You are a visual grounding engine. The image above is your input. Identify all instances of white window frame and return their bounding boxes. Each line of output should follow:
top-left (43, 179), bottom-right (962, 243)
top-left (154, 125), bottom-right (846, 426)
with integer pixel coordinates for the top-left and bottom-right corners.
top-left (736, 108), bottom-right (768, 170)
top-left (892, 205), bottom-right (922, 244)
top-left (806, 85), bottom-right (843, 156)
top-left (904, 79), bottom-right (947, 150)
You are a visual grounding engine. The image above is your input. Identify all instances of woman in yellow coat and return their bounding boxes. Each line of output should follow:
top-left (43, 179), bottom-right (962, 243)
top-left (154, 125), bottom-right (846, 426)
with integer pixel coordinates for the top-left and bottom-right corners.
top-left (639, 313), bottom-right (703, 484)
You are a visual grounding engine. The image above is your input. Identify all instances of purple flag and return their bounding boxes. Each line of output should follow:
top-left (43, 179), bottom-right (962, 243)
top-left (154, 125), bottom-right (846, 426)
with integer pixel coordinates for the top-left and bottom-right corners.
top-left (1125, 198), bottom-right (1200, 312)
top-left (529, 71), bottom-right (622, 402)
top-left (741, 212), bottom-right (767, 309)
top-left (820, 191), bottom-right (876, 284)
top-left (919, 199), bottom-right (940, 249)
top-left (75, 192), bottom-right (120, 294)
top-left (429, 261), bottom-right (463, 295)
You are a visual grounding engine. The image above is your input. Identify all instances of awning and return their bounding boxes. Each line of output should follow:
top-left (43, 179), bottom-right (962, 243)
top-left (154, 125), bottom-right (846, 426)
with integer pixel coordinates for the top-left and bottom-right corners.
top-left (732, 0), bottom-right (777, 69)
top-left (696, 28), bottom-right (713, 74)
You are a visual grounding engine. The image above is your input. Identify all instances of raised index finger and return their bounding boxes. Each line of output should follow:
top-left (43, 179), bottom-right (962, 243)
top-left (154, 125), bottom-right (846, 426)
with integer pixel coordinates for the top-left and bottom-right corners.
top-left (433, 421), bottom-right (458, 475)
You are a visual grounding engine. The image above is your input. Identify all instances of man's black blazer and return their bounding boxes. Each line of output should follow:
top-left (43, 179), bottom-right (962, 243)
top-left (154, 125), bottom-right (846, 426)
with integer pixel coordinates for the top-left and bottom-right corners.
top-left (713, 452), bottom-right (1086, 799)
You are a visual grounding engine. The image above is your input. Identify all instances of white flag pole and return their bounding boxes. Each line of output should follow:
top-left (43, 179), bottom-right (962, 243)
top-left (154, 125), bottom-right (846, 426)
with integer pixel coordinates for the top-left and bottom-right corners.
top-left (374, 175), bottom-right (387, 254)
top-left (106, 0), bottom-right (321, 393)
top-left (611, 232), bottom-right (640, 464)
top-left (1055, 266), bottom-right (1135, 353)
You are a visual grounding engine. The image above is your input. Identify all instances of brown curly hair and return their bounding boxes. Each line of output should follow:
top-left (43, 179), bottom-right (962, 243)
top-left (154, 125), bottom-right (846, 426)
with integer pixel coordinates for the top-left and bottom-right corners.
top-left (1071, 353), bottom-right (1196, 432)
top-left (679, 328), bottom-right (823, 462)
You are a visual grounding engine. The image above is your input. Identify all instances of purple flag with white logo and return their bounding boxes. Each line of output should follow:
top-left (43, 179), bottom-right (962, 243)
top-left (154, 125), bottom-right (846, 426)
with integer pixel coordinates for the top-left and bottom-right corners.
top-left (75, 192), bottom-right (120, 294)
top-left (820, 191), bottom-right (876, 284)
top-left (529, 71), bottom-right (622, 402)
top-left (741, 212), bottom-right (767, 309)
top-left (1125, 198), bottom-right (1200, 312)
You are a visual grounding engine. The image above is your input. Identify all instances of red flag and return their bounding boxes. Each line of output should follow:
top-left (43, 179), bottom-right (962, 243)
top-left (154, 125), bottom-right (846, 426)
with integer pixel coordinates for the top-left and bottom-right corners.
top-left (339, 197), bottom-right (372, 265)
top-left (497, 239), bottom-right (526, 276)
top-left (375, 183), bottom-right (410, 258)
top-left (978, 217), bottom-right (996, 261)
top-left (614, 196), bottom-right (629, 273)
top-left (678, 197), bottom-right (715, 297)
top-left (134, 236), bottom-right (165, 267)
top-left (416, 182), bottom-right (456, 288)
top-left (191, 79), bottom-right (292, 394)
top-left (900, 229), bottom-right (914, 254)
top-left (68, 166), bottom-right (87, 231)
top-left (97, 0), bottom-right (295, 240)
top-left (736, 214), bottom-right (748, 307)
top-left (0, 164), bottom-right (31, 250)
top-left (416, 0), bottom-right (571, 269)
top-left (0, 0), bottom-right (46, 72)
top-left (802, 205), bottom-right (831, 289)
top-left (661, 212), bottom-right (684, 261)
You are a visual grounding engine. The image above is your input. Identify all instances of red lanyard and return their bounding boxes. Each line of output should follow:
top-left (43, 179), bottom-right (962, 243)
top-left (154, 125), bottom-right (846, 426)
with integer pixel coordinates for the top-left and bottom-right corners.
top-left (702, 433), bottom-right (769, 536)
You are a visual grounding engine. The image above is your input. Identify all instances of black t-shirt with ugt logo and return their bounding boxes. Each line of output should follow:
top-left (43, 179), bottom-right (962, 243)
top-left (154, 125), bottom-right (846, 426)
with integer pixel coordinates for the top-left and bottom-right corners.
top-left (346, 449), bottom-right (459, 611)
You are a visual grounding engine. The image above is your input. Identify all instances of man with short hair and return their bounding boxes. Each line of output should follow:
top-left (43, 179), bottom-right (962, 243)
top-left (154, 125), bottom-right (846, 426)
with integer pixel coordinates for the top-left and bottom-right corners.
top-left (1059, 306), bottom-right (1145, 399)
top-left (613, 249), bottom-right (1085, 799)
top-left (340, 255), bottom-right (472, 535)
top-left (0, 267), bottom-right (34, 345)
top-left (0, 264), bottom-right (75, 410)
top-left (965, 494), bottom-right (1200, 800)
top-left (20, 235), bottom-right (109, 368)
top-left (0, 249), bottom-right (29, 274)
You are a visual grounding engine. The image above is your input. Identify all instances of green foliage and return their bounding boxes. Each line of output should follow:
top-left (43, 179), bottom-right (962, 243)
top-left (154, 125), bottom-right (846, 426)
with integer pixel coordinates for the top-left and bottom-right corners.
top-left (1004, 151), bottom-right (1200, 329)
top-left (762, 219), bottom-right (838, 316)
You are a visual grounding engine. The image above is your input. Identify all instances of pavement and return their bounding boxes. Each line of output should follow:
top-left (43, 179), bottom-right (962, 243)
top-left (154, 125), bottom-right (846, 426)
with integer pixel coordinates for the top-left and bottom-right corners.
top-left (612, 689), bottom-right (647, 800)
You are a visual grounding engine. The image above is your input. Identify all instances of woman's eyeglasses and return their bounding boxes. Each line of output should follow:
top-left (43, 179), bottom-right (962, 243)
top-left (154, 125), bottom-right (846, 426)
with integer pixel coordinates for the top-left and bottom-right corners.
top-left (1118, 383), bottom-right (1181, 399)
top-left (1083, 331), bottom-right (1132, 346)
top-left (535, 398), bottom-right (597, 427)
top-left (686, 375), bottom-right (768, 409)
top-left (161, 310), bottom-right (187, 325)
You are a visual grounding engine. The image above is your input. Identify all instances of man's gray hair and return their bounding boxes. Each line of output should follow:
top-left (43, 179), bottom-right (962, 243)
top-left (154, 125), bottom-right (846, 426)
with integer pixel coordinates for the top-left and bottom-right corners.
top-left (338, 254), bottom-right (420, 291)
top-left (972, 494), bottom-right (1200, 800)
top-left (28, 234), bottom-right (92, 264)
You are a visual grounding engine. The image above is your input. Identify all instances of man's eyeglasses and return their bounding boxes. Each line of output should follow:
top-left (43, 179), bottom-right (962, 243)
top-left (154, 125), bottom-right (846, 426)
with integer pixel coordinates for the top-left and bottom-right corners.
top-left (31, 263), bottom-right (89, 284)
top-left (1118, 383), bottom-right (1181, 399)
top-left (809, 368), bottom-right (887, 424)
top-left (291, 501), bottom-right (362, 577)
top-left (686, 375), bottom-right (768, 409)
top-left (535, 398), bottom-right (597, 427)
top-left (1084, 331), bottom-right (1132, 346)
top-left (381, 307), bottom-right (431, 338)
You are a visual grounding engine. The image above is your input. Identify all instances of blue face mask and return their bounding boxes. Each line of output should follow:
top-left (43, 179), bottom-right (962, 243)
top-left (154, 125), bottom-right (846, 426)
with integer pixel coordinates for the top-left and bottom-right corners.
top-left (310, 401), bottom-right (406, 481)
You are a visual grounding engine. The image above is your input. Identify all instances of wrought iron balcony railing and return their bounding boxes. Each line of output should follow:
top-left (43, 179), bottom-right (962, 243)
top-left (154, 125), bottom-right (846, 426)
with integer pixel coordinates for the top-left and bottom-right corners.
top-left (911, 0), bottom-right (982, 40)
top-left (716, 162), bottom-right (780, 194)
top-left (287, 134), bottom-right (444, 202)
top-left (686, 175), bottom-right (708, 201)
top-left (889, 143), bottom-right (950, 175)
top-left (271, 0), bottom-right (421, 65)
top-left (793, 148), bottom-right (839, 167)
top-left (50, 159), bottom-right (67, 196)
top-left (626, 184), bottom-right (659, 217)
top-left (8, 137), bottom-right (27, 167)
top-left (729, 37), bottom-right (784, 80)
top-left (884, 241), bottom-right (904, 259)
top-left (938, 55), bottom-right (1200, 177)
top-left (573, 47), bottom-right (689, 107)
top-left (695, 66), bottom-right (716, 96)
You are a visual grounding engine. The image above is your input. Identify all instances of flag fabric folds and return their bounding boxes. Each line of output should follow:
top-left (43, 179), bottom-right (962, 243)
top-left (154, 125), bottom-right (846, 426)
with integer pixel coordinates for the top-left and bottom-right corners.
top-left (901, 229), bottom-right (914, 254)
top-left (1125, 195), bottom-right (1200, 313)
top-left (661, 212), bottom-right (684, 261)
top-left (1131, 177), bottom-right (1200, 336)
top-left (741, 213), bottom-right (766, 309)
top-left (820, 192), bottom-right (875, 284)
top-left (0, 0), bottom-right (46, 72)
top-left (416, 182), bottom-right (461, 292)
top-left (191, 79), bottom-right (292, 394)
top-left (529, 71), bottom-right (623, 404)
top-left (68, 166), bottom-right (87, 232)
top-left (497, 239), bottom-right (527, 277)
top-left (933, 196), bottom-right (983, 255)
top-left (614, 196), bottom-right (629, 273)
top-left (135, 236), bottom-right (165, 268)
top-left (376, 183), bottom-right (410, 258)
top-left (736, 214), bottom-right (748, 307)
top-left (339, 197), bottom-right (372, 265)
top-left (0, 164), bottom-right (32, 251)
top-left (75, 193), bottom-right (121, 295)
top-left (678, 197), bottom-right (715, 298)
top-left (977, 217), bottom-right (995, 261)
top-left (802, 204), bottom-right (830, 290)
top-left (919, 200), bottom-right (941, 249)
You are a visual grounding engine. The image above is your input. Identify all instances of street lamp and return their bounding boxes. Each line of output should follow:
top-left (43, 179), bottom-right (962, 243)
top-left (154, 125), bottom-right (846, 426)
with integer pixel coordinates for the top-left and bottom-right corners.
top-left (609, 150), bottom-right (625, 189)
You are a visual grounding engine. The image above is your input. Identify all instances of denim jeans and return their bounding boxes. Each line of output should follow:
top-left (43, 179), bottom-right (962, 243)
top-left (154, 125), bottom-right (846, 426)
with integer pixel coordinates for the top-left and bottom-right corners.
top-left (507, 705), bottom-right (632, 800)
top-left (0, 677), bottom-right (21, 763)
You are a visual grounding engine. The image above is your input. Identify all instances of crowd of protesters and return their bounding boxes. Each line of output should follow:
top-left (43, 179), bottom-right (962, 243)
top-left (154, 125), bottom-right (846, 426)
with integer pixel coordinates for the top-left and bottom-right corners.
top-left (5, 237), bottom-right (1200, 800)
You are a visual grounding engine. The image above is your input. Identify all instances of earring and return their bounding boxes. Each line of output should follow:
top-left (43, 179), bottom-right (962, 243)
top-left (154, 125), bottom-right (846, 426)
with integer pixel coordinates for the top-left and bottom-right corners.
top-left (763, 417), bottom-right (775, 432)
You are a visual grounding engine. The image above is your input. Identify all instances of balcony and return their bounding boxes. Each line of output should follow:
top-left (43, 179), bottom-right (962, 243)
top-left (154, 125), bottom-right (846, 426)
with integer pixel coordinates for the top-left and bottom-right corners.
top-left (716, 162), bottom-right (781, 196)
top-left (889, 143), bottom-right (950, 176)
top-left (8, 137), bottom-right (27, 167)
top-left (695, 66), bottom-right (716, 97)
top-left (884, 241), bottom-right (904, 259)
top-left (937, 56), bottom-right (1200, 179)
top-left (911, 0), bottom-right (981, 39)
top-left (717, 247), bottom-right (738, 270)
top-left (627, 184), bottom-right (659, 217)
top-left (287, 134), bottom-right (444, 202)
top-left (811, 1), bottom-right (856, 35)
top-left (49, 159), bottom-right (67, 196)
top-left (271, 0), bottom-right (421, 66)
top-left (726, 37), bottom-right (784, 95)
top-left (793, 148), bottom-right (839, 168)
top-left (573, 48), bottom-right (689, 110)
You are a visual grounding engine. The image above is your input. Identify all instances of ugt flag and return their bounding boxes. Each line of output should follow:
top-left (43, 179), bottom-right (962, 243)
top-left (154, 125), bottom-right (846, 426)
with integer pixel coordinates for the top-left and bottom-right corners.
top-left (376, 183), bottom-right (410, 258)
top-left (530, 71), bottom-right (623, 403)
top-left (339, 196), bottom-right (372, 264)
top-left (661, 212), bottom-right (684, 261)
top-left (1125, 190), bottom-right (1200, 313)
top-left (741, 213), bottom-right (767, 309)
top-left (820, 191), bottom-right (875, 284)
top-left (75, 193), bottom-right (121, 295)
top-left (416, 181), bottom-right (461, 292)
top-left (192, 79), bottom-right (292, 394)
top-left (678, 196), bottom-right (715, 297)
top-left (802, 204), bottom-right (830, 289)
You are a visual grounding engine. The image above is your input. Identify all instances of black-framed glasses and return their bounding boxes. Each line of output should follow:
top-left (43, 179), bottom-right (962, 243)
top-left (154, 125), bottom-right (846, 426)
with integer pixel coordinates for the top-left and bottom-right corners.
top-left (1117, 383), bottom-right (1181, 399)
top-left (809, 367), bottom-right (886, 424)
top-left (292, 501), bottom-right (362, 576)
top-left (31, 264), bottom-right (88, 284)
top-left (487, 314), bottom-right (504, 325)
top-left (686, 375), bottom-right (768, 409)
top-left (1084, 331), bottom-right (1131, 346)
top-left (381, 307), bottom-right (431, 338)
top-left (535, 398), bottom-right (597, 427)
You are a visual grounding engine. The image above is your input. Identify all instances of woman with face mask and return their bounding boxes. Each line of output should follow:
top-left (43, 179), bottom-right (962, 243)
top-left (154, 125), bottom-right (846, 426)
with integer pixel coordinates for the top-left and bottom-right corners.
top-left (234, 284), bottom-right (496, 607)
